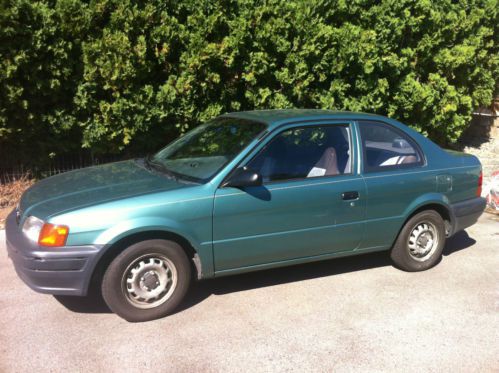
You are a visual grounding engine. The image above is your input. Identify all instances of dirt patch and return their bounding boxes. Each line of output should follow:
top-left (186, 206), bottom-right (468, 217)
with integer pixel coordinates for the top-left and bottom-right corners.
top-left (0, 207), bottom-right (11, 229)
top-left (0, 177), bottom-right (34, 229)
top-left (485, 207), bottom-right (499, 215)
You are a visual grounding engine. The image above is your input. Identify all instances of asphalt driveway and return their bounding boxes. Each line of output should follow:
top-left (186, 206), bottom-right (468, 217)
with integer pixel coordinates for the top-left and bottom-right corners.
top-left (1, 215), bottom-right (498, 372)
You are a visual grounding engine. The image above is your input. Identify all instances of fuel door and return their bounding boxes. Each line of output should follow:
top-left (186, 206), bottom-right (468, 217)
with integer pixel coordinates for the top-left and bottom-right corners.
top-left (436, 174), bottom-right (453, 193)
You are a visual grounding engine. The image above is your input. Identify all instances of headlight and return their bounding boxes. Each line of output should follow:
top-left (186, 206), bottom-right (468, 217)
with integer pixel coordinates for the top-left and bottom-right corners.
top-left (22, 216), bottom-right (69, 247)
top-left (22, 216), bottom-right (45, 242)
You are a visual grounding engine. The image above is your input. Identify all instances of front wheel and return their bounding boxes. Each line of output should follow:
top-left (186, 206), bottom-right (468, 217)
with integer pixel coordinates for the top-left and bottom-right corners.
top-left (102, 239), bottom-right (191, 322)
top-left (391, 210), bottom-right (446, 272)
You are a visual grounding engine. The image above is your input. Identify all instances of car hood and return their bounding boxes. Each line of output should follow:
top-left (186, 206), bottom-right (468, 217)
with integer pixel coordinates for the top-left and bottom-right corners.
top-left (19, 160), bottom-right (190, 220)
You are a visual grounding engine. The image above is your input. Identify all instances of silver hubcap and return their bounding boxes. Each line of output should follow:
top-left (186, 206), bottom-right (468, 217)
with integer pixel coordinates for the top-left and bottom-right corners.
top-left (408, 222), bottom-right (439, 261)
top-left (122, 254), bottom-right (177, 309)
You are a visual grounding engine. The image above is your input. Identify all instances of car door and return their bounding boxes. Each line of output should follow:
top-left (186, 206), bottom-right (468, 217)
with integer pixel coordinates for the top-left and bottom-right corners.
top-left (212, 122), bottom-right (366, 272)
top-left (357, 120), bottom-right (432, 250)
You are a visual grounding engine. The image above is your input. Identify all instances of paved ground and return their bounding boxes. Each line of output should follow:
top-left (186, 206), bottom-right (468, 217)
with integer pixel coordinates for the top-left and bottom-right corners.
top-left (1, 215), bottom-right (498, 373)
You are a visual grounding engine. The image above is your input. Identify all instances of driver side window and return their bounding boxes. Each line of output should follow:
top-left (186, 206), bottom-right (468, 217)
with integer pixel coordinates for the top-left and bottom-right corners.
top-left (246, 124), bottom-right (352, 183)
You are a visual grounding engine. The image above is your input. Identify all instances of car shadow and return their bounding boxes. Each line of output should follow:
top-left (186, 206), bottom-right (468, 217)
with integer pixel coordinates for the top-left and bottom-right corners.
top-left (175, 250), bottom-right (392, 314)
top-left (54, 230), bottom-right (477, 316)
top-left (54, 288), bottom-right (111, 314)
top-left (442, 230), bottom-right (476, 256)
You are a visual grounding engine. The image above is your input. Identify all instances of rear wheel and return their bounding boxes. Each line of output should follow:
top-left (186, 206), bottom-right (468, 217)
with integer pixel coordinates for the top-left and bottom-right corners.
top-left (102, 239), bottom-right (191, 322)
top-left (391, 210), bottom-right (446, 272)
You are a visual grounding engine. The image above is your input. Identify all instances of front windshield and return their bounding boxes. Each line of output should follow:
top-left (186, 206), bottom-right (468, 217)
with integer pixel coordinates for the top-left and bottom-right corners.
top-left (151, 117), bottom-right (267, 182)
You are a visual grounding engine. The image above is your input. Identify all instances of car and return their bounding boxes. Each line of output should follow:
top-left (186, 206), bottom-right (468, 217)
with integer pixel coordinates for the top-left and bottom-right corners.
top-left (6, 109), bottom-right (486, 322)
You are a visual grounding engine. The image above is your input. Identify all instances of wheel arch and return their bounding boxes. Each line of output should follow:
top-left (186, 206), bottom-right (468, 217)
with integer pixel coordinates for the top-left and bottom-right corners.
top-left (405, 203), bottom-right (452, 236)
top-left (402, 194), bottom-right (454, 238)
top-left (87, 229), bottom-right (206, 295)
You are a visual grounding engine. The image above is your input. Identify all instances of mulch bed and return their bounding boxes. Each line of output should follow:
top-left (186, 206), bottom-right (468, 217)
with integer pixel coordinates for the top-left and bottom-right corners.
top-left (0, 207), bottom-right (10, 229)
top-left (0, 177), bottom-right (34, 229)
top-left (485, 207), bottom-right (499, 215)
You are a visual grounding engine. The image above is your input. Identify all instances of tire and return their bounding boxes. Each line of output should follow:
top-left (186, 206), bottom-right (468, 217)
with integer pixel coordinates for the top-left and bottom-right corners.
top-left (102, 239), bottom-right (191, 322)
top-left (390, 210), bottom-right (446, 272)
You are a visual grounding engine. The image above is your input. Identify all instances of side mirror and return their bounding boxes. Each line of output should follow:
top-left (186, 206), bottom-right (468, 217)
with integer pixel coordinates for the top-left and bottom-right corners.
top-left (222, 167), bottom-right (263, 188)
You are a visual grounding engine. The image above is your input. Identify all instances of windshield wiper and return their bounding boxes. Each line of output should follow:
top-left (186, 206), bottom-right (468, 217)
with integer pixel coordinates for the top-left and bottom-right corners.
top-left (144, 155), bottom-right (179, 182)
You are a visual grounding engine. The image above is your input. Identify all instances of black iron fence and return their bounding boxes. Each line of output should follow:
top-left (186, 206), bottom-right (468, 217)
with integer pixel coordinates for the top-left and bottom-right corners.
top-left (0, 151), bottom-right (126, 184)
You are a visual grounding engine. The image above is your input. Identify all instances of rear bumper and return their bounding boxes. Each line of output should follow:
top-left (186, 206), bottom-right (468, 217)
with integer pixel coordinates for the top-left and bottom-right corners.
top-left (449, 197), bottom-right (486, 235)
top-left (5, 210), bottom-right (104, 296)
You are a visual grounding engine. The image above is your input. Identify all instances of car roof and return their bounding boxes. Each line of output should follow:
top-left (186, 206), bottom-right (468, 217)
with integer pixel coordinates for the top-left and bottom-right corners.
top-left (221, 109), bottom-right (389, 129)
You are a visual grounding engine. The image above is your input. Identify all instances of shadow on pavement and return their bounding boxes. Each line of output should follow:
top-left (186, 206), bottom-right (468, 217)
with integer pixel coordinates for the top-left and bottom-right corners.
top-left (54, 230), bottom-right (477, 316)
top-left (176, 250), bottom-right (392, 314)
top-left (442, 230), bottom-right (476, 256)
top-left (54, 288), bottom-right (111, 314)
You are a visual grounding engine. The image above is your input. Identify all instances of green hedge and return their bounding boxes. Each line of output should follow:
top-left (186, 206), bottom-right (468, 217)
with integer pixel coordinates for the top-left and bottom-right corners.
top-left (1, 0), bottom-right (497, 166)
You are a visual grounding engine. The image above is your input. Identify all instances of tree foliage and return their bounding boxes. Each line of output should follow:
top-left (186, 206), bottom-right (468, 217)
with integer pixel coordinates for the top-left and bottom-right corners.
top-left (0, 0), bottom-right (497, 165)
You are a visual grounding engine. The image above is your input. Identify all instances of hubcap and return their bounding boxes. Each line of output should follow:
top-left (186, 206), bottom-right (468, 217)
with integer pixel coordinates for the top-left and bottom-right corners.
top-left (121, 254), bottom-right (177, 309)
top-left (408, 222), bottom-right (439, 261)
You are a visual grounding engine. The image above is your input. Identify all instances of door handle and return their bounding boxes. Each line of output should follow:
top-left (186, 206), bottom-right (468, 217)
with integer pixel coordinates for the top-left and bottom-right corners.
top-left (341, 191), bottom-right (359, 200)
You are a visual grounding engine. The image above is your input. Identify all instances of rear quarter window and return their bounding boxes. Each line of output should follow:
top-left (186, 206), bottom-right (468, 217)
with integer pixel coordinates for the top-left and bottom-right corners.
top-left (359, 121), bottom-right (424, 173)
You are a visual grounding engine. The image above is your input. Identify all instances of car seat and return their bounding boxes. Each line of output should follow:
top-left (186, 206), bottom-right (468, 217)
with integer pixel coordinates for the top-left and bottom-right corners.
top-left (307, 147), bottom-right (339, 177)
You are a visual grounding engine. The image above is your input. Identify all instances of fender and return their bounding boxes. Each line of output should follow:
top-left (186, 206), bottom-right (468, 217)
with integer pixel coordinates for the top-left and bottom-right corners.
top-left (403, 192), bottom-right (452, 218)
top-left (94, 217), bottom-right (214, 278)
top-left (401, 192), bottom-right (454, 234)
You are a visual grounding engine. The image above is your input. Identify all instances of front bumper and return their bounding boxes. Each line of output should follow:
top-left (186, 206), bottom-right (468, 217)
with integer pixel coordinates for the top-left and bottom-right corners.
top-left (450, 197), bottom-right (486, 235)
top-left (5, 210), bottom-right (104, 296)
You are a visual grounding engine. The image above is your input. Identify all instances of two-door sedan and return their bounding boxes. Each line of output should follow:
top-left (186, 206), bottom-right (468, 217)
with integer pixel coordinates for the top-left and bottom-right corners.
top-left (6, 110), bottom-right (485, 321)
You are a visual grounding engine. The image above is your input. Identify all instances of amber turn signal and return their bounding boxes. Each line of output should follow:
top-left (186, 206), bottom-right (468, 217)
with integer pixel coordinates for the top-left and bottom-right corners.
top-left (38, 223), bottom-right (69, 247)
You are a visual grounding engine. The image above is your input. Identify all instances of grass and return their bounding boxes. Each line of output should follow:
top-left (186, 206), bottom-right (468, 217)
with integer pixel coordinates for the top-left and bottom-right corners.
top-left (0, 176), bottom-right (34, 228)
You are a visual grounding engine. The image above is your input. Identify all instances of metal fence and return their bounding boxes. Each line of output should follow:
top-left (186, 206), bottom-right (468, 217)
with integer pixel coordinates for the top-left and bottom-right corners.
top-left (0, 152), bottom-right (126, 184)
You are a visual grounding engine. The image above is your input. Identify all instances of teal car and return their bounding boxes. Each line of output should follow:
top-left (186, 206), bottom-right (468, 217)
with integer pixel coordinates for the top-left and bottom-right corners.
top-left (6, 110), bottom-right (485, 322)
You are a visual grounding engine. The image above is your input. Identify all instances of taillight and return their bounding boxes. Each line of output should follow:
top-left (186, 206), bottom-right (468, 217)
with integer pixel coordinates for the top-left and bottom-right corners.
top-left (477, 170), bottom-right (483, 197)
top-left (38, 223), bottom-right (69, 247)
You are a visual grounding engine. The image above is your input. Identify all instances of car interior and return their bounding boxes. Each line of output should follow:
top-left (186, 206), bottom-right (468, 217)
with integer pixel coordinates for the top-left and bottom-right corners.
top-left (248, 126), bottom-right (351, 182)
top-left (364, 141), bottom-right (420, 166)
top-left (357, 121), bottom-right (421, 170)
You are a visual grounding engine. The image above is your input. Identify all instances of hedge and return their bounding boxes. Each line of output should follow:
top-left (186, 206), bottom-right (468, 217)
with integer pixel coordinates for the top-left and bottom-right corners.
top-left (0, 0), bottom-right (497, 167)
